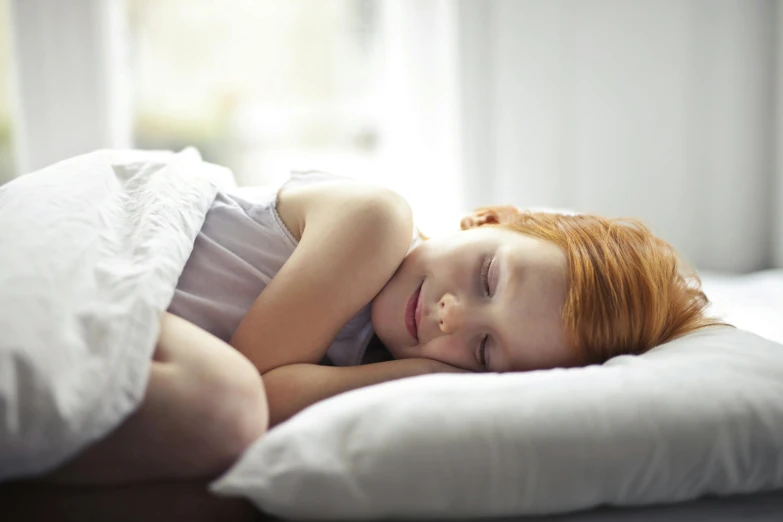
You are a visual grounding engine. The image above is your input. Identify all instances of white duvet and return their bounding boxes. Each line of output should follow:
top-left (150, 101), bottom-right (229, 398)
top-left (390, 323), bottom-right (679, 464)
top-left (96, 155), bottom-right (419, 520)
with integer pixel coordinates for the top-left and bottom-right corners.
top-left (0, 149), bottom-right (232, 482)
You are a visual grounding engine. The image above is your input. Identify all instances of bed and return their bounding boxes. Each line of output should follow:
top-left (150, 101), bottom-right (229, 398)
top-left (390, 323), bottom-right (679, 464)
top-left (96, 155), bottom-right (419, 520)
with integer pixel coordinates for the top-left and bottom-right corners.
top-left (208, 269), bottom-right (783, 521)
top-left (1, 150), bottom-right (782, 521)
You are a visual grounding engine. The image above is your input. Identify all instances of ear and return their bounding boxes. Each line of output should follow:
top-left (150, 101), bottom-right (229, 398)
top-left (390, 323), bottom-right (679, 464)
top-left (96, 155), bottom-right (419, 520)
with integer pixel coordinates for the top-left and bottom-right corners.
top-left (460, 205), bottom-right (520, 230)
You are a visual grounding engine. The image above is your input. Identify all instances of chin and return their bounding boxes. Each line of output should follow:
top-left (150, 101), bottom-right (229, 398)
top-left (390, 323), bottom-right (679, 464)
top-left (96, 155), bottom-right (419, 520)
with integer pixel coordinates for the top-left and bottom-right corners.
top-left (370, 293), bottom-right (413, 360)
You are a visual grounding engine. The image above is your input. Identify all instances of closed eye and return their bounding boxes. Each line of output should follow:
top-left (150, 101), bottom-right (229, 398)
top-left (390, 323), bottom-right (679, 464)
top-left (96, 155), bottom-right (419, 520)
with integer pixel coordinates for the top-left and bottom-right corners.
top-left (481, 257), bottom-right (493, 296)
top-left (477, 334), bottom-right (489, 370)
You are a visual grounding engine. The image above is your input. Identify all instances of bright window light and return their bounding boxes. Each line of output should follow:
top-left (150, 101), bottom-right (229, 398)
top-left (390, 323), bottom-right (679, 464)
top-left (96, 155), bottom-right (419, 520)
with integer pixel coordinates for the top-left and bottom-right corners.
top-left (0, 0), bottom-right (16, 183)
top-left (128, 0), bottom-right (383, 188)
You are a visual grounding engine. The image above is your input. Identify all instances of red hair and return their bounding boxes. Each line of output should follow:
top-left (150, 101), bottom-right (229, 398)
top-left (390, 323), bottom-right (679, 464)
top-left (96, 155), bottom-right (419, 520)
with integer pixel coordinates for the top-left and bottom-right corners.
top-left (461, 206), bottom-right (727, 365)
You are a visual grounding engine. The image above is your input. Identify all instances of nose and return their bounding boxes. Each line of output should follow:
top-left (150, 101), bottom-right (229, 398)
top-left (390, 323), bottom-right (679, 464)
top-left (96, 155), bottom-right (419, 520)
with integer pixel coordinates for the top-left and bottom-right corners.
top-left (437, 293), bottom-right (467, 334)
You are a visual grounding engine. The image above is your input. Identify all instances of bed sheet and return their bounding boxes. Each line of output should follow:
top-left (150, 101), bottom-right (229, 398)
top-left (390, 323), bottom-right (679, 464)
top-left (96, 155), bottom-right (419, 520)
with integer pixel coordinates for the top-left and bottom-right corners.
top-left (700, 269), bottom-right (783, 344)
top-left (256, 489), bottom-right (783, 521)
top-left (464, 490), bottom-right (783, 522)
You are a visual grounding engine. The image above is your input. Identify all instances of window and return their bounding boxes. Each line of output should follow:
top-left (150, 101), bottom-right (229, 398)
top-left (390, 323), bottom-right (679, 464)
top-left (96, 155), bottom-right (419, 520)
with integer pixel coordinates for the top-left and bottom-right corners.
top-left (0, 0), bottom-right (16, 183)
top-left (128, 0), bottom-right (382, 187)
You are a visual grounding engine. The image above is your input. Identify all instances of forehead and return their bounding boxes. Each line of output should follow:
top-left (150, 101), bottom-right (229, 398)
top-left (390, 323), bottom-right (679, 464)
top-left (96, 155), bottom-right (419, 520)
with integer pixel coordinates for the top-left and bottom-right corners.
top-left (456, 226), bottom-right (564, 263)
top-left (428, 226), bottom-right (566, 274)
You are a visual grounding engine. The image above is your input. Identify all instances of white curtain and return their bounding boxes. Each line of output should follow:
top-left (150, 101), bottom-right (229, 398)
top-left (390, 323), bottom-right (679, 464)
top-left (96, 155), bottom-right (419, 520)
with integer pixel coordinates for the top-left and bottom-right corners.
top-left (11, 0), bottom-right (782, 271)
top-left (453, 0), bottom-right (780, 272)
top-left (776, 0), bottom-right (783, 269)
top-left (10, 0), bottom-right (131, 175)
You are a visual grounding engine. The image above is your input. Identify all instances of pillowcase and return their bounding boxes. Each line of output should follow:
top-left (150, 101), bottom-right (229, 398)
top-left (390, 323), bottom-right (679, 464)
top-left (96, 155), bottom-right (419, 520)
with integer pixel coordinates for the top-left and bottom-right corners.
top-left (210, 325), bottom-right (783, 520)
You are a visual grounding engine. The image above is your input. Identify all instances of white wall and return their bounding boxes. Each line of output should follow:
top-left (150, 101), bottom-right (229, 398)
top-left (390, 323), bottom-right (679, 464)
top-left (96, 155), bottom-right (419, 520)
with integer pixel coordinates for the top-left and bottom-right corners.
top-left (458, 0), bottom-right (777, 272)
top-left (10, 0), bottom-right (130, 174)
top-left (777, 0), bottom-right (783, 269)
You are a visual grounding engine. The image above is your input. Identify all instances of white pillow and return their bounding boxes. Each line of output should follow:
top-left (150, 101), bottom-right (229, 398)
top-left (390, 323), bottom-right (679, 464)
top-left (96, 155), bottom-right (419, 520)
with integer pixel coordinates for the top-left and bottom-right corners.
top-left (211, 325), bottom-right (783, 520)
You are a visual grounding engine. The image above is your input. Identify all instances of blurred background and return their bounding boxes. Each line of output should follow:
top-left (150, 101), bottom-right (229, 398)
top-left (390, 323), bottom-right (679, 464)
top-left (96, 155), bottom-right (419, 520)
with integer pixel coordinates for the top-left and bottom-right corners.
top-left (1, 0), bottom-right (782, 274)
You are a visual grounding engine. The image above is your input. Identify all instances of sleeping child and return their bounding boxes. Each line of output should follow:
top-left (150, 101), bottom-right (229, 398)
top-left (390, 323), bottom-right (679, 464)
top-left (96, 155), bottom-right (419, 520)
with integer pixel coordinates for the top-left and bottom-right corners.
top-left (40, 170), bottom-right (724, 498)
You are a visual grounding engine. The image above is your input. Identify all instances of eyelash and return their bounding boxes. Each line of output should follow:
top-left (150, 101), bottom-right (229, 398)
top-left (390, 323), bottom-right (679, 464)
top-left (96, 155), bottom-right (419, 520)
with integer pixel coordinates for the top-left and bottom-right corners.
top-left (478, 256), bottom-right (493, 370)
top-left (478, 334), bottom-right (489, 370)
top-left (480, 257), bottom-right (492, 297)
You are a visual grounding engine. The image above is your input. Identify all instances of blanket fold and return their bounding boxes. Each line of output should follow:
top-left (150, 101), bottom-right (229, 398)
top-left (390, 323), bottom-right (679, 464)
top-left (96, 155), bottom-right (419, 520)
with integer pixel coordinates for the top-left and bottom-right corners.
top-left (0, 148), bottom-right (232, 482)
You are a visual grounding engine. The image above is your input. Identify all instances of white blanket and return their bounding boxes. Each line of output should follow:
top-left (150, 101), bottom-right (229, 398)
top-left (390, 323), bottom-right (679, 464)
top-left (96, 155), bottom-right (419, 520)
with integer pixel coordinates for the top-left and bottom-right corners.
top-left (0, 149), bottom-right (232, 482)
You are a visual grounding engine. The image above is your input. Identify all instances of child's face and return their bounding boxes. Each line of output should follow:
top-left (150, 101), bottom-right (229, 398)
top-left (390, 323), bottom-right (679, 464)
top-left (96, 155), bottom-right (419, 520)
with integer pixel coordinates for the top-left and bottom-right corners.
top-left (371, 226), bottom-right (576, 372)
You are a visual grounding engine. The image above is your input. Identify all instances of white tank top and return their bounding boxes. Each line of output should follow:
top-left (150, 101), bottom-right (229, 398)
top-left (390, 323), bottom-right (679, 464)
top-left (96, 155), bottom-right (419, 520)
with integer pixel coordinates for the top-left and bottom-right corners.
top-left (167, 171), bottom-right (420, 366)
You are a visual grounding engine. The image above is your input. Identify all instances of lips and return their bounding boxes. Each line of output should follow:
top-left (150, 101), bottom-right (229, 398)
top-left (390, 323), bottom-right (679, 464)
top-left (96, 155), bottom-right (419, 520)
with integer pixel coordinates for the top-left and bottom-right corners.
top-left (405, 282), bottom-right (423, 341)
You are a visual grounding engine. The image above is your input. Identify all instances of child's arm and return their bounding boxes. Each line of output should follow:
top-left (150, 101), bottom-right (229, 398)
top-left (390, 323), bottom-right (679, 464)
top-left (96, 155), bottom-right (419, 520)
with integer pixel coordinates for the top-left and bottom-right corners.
top-left (229, 181), bottom-right (413, 374)
top-left (262, 358), bottom-right (466, 428)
